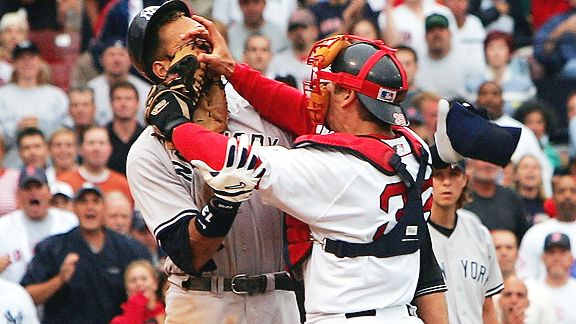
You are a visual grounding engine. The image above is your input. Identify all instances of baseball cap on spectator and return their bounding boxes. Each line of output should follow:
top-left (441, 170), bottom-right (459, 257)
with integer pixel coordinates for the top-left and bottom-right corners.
top-left (102, 37), bottom-right (126, 51)
top-left (12, 40), bottom-right (40, 59)
top-left (74, 183), bottom-right (104, 201)
top-left (544, 232), bottom-right (571, 252)
top-left (19, 166), bottom-right (48, 188)
top-left (288, 8), bottom-right (316, 32)
top-left (51, 181), bottom-right (74, 200)
top-left (425, 14), bottom-right (449, 32)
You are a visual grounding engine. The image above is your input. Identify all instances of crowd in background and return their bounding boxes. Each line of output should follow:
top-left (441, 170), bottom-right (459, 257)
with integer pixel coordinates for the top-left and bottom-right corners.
top-left (1, 0), bottom-right (576, 323)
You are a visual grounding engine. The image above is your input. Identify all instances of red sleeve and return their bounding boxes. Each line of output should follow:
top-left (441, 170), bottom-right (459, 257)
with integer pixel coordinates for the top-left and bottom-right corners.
top-left (172, 123), bottom-right (228, 170)
top-left (109, 292), bottom-right (148, 324)
top-left (230, 63), bottom-right (314, 136)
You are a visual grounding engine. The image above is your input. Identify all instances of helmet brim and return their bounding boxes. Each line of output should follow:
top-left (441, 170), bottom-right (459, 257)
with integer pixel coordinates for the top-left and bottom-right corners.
top-left (357, 93), bottom-right (410, 127)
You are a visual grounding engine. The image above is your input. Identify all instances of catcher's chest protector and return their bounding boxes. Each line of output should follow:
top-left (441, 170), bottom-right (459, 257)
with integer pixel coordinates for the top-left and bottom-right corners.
top-left (284, 127), bottom-right (429, 273)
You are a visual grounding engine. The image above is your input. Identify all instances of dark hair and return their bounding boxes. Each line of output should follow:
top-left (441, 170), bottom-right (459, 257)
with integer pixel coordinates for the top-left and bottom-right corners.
top-left (110, 80), bottom-right (139, 101)
top-left (68, 85), bottom-right (95, 103)
top-left (513, 99), bottom-right (557, 134)
top-left (396, 45), bottom-right (418, 63)
top-left (16, 127), bottom-right (45, 148)
top-left (145, 10), bottom-right (185, 79)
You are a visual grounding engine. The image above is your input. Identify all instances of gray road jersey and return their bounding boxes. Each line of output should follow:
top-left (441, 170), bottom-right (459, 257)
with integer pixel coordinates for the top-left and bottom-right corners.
top-left (127, 84), bottom-right (294, 276)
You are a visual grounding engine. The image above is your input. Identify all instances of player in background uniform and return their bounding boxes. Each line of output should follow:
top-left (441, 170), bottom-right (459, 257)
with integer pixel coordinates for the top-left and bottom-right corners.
top-left (125, 2), bottom-right (300, 323)
top-left (428, 160), bottom-right (503, 324)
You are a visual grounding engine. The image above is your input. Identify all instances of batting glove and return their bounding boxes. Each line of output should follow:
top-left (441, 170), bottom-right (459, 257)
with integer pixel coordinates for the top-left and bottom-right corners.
top-left (190, 135), bottom-right (265, 203)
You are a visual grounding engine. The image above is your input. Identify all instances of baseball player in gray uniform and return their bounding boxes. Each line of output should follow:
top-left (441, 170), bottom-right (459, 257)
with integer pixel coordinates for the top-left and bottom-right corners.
top-left (428, 159), bottom-right (504, 324)
top-left (125, 2), bottom-right (299, 323)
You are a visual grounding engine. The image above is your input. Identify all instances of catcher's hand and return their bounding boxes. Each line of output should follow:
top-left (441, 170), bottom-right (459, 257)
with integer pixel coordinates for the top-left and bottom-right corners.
top-left (190, 135), bottom-right (265, 203)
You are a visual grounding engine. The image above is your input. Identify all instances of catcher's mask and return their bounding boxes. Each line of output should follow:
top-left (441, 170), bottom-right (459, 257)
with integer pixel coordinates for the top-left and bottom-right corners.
top-left (304, 35), bottom-right (409, 126)
top-left (127, 0), bottom-right (191, 83)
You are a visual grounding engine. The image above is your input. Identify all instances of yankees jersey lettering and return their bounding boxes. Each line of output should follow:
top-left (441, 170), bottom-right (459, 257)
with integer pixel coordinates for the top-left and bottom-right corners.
top-left (428, 209), bottom-right (503, 324)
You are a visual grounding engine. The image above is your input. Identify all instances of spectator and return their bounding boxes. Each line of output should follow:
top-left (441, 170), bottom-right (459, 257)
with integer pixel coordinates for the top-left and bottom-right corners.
top-left (468, 0), bottom-right (513, 33)
top-left (21, 184), bottom-right (151, 323)
top-left (464, 158), bottom-right (530, 239)
top-left (491, 229), bottom-right (519, 278)
top-left (310, 0), bottom-right (379, 40)
top-left (47, 128), bottom-right (79, 178)
top-left (58, 126), bottom-right (133, 202)
top-left (348, 17), bottom-right (380, 39)
top-left (428, 160), bottom-right (502, 323)
top-left (411, 91), bottom-right (441, 142)
top-left (567, 90), bottom-right (576, 156)
top-left (525, 233), bottom-right (576, 324)
top-left (97, 0), bottom-right (165, 43)
top-left (0, 276), bottom-right (40, 324)
top-left (517, 173), bottom-right (576, 280)
top-left (110, 260), bottom-right (166, 324)
top-left (511, 155), bottom-right (549, 225)
top-left (497, 276), bottom-right (529, 324)
top-left (104, 191), bottom-right (133, 235)
top-left (242, 33), bottom-right (274, 76)
top-left (476, 81), bottom-right (554, 196)
top-left (533, 0), bottom-right (576, 78)
top-left (268, 7), bottom-right (317, 90)
top-left (379, 0), bottom-right (456, 57)
top-left (0, 166), bottom-right (78, 283)
top-left (415, 14), bottom-right (481, 100)
top-left (16, 127), bottom-right (50, 170)
top-left (107, 80), bottom-right (144, 175)
top-left (50, 180), bottom-right (74, 211)
top-left (130, 211), bottom-right (164, 268)
top-left (444, 0), bottom-right (487, 73)
top-left (87, 38), bottom-right (150, 125)
top-left (0, 133), bottom-right (19, 216)
top-left (64, 86), bottom-right (97, 140)
top-left (396, 45), bottom-right (423, 116)
top-left (0, 41), bottom-right (68, 168)
top-left (514, 100), bottom-right (562, 172)
top-left (466, 31), bottom-right (536, 113)
top-left (0, 8), bottom-right (29, 85)
top-left (227, 0), bottom-right (289, 61)
top-left (211, 0), bottom-right (297, 32)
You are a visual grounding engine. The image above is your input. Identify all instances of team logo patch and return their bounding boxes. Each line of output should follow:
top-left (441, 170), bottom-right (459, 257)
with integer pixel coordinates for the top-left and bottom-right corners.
top-left (151, 99), bottom-right (169, 116)
top-left (140, 7), bottom-right (159, 20)
top-left (393, 113), bottom-right (407, 126)
top-left (406, 225), bottom-right (418, 236)
top-left (377, 88), bottom-right (397, 103)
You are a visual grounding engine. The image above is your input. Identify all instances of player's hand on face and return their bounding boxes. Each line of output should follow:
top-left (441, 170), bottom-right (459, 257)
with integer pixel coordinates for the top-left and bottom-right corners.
top-left (0, 254), bottom-right (11, 273)
top-left (58, 253), bottom-right (79, 283)
top-left (190, 134), bottom-right (265, 203)
top-left (189, 15), bottom-right (236, 79)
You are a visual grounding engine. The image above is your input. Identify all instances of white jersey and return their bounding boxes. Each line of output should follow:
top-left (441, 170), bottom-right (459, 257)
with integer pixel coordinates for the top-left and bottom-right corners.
top-left (0, 208), bottom-right (78, 283)
top-left (428, 209), bottom-right (503, 324)
top-left (0, 277), bottom-right (40, 324)
top-left (127, 83), bottom-right (293, 276)
top-left (525, 278), bottom-right (576, 324)
top-left (257, 131), bottom-right (434, 315)
top-left (517, 219), bottom-right (576, 280)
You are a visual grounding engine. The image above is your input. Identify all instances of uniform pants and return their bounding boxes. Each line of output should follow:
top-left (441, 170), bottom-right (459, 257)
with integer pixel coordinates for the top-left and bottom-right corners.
top-left (165, 282), bottom-right (301, 324)
top-left (305, 305), bottom-right (424, 324)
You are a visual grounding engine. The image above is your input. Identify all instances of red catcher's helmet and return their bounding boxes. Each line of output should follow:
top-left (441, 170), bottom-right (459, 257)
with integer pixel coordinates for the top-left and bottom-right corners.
top-left (305, 35), bottom-right (409, 126)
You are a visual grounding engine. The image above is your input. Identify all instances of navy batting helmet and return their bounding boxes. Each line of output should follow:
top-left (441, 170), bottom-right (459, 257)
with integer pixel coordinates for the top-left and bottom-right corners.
top-left (126, 0), bottom-right (190, 82)
top-left (330, 42), bottom-right (409, 126)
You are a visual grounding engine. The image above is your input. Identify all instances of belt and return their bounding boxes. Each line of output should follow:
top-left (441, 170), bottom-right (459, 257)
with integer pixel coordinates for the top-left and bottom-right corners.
top-left (181, 272), bottom-right (294, 295)
top-left (345, 305), bottom-right (417, 319)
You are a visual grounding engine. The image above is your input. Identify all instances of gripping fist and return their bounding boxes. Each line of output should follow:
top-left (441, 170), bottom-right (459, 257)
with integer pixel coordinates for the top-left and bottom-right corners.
top-left (191, 135), bottom-right (265, 203)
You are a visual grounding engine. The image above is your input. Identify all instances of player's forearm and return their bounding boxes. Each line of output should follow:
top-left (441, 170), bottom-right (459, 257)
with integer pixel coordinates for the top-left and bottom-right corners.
top-left (172, 123), bottom-right (228, 169)
top-left (414, 292), bottom-right (448, 324)
top-left (25, 275), bottom-right (65, 305)
top-left (230, 63), bottom-right (313, 136)
top-left (482, 297), bottom-right (499, 324)
top-left (188, 223), bottom-right (228, 270)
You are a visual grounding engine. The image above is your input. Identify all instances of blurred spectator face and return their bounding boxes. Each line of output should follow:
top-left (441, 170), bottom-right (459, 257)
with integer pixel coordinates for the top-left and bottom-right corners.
top-left (49, 131), bottom-right (77, 171)
top-left (567, 94), bottom-right (576, 120)
top-left (18, 181), bottom-right (51, 220)
top-left (111, 87), bottom-right (139, 122)
top-left (523, 111), bottom-right (546, 139)
top-left (552, 175), bottom-right (576, 221)
top-left (467, 159), bottom-right (501, 183)
top-left (125, 262), bottom-right (159, 297)
top-left (396, 49), bottom-right (418, 86)
top-left (69, 90), bottom-right (96, 128)
top-left (51, 194), bottom-right (72, 211)
top-left (491, 229), bottom-right (518, 276)
top-left (101, 46), bottom-right (131, 78)
top-left (476, 82), bottom-right (504, 119)
top-left (18, 133), bottom-right (48, 168)
top-left (444, 0), bottom-right (469, 21)
top-left (80, 128), bottom-right (112, 169)
top-left (420, 99), bottom-right (438, 133)
top-left (239, 0), bottom-right (266, 27)
top-left (350, 19), bottom-right (379, 39)
top-left (0, 25), bottom-right (27, 54)
top-left (74, 191), bottom-right (105, 232)
top-left (499, 276), bottom-right (529, 323)
top-left (425, 26), bottom-right (451, 57)
top-left (243, 34), bottom-right (272, 74)
top-left (514, 155), bottom-right (542, 191)
top-left (13, 52), bottom-right (42, 82)
top-left (104, 193), bottom-right (133, 235)
top-left (542, 246), bottom-right (573, 279)
top-left (485, 38), bottom-right (510, 68)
